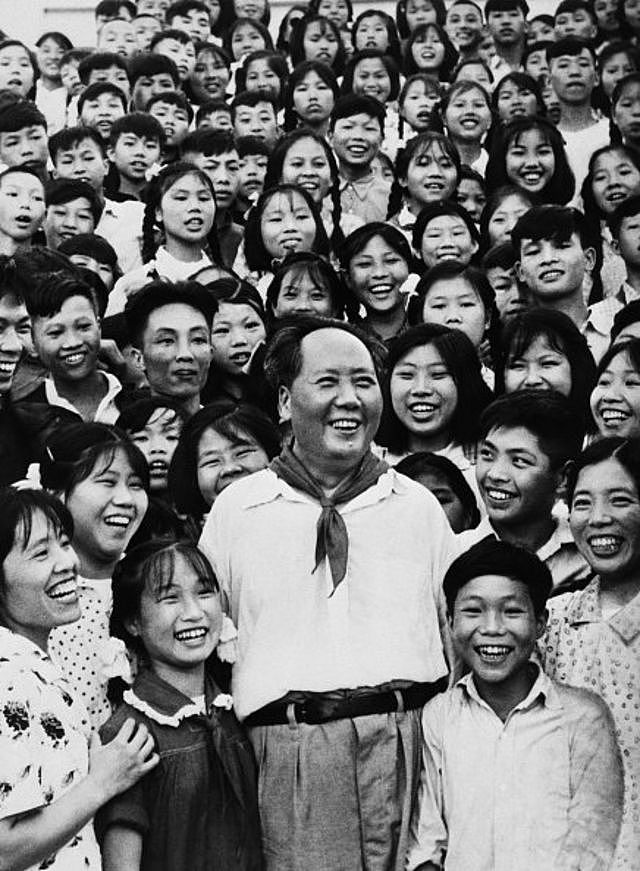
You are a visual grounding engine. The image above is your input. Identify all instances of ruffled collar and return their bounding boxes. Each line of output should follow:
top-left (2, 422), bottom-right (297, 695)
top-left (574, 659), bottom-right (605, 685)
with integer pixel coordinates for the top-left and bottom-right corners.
top-left (123, 668), bottom-right (232, 728)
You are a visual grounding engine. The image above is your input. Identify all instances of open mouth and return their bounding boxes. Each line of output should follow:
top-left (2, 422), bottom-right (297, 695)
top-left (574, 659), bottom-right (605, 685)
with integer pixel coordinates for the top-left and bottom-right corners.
top-left (587, 535), bottom-right (624, 556)
top-left (598, 407), bottom-right (631, 426)
top-left (174, 627), bottom-right (208, 643)
top-left (47, 577), bottom-right (78, 602)
top-left (0, 360), bottom-right (18, 379)
top-left (149, 460), bottom-right (168, 475)
top-left (539, 269), bottom-right (564, 282)
top-left (484, 487), bottom-right (515, 505)
top-left (330, 419), bottom-right (360, 433)
top-left (408, 402), bottom-right (438, 419)
top-left (61, 351), bottom-right (87, 366)
top-left (229, 351), bottom-right (251, 367)
top-left (104, 514), bottom-right (134, 530)
top-left (475, 644), bottom-right (512, 663)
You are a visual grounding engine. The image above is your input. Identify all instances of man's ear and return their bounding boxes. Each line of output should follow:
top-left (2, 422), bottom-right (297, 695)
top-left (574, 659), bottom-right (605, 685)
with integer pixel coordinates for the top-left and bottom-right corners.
top-left (515, 259), bottom-right (526, 284)
top-left (278, 384), bottom-right (292, 423)
top-left (611, 237), bottom-right (620, 255)
top-left (106, 145), bottom-right (115, 164)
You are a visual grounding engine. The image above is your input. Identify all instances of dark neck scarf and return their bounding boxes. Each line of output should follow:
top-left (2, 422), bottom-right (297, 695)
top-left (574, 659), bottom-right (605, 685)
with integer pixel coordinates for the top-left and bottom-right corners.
top-left (270, 443), bottom-right (388, 595)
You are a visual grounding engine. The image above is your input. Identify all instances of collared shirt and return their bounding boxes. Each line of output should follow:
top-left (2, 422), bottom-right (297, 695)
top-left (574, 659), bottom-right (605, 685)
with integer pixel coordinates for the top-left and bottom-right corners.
top-left (0, 628), bottom-right (101, 871)
top-left (199, 467), bottom-right (459, 719)
top-left (97, 197), bottom-right (145, 274)
top-left (456, 514), bottom-right (590, 589)
top-left (558, 118), bottom-right (611, 194)
top-left (40, 371), bottom-right (122, 424)
top-left (584, 281), bottom-right (640, 364)
top-left (406, 667), bottom-right (623, 871)
top-left (540, 579), bottom-right (640, 869)
top-left (339, 170), bottom-right (392, 224)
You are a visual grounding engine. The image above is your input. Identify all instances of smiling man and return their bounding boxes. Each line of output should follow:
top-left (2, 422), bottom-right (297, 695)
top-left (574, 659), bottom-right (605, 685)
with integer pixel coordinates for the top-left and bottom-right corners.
top-left (199, 316), bottom-right (458, 870)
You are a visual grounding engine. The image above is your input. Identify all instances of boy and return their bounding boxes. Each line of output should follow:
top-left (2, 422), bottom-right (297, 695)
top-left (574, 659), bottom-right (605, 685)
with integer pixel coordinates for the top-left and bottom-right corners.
top-left (124, 280), bottom-right (213, 417)
top-left (0, 167), bottom-right (46, 257)
top-left (59, 48), bottom-right (90, 101)
top-left (445, 0), bottom-right (484, 58)
top-left (523, 40), bottom-right (551, 80)
top-left (150, 27), bottom-right (197, 82)
top-left (129, 53), bottom-right (180, 111)
top-left (147, 91), bottom-right (193, 161)
top-left (406, 537), bottom-right (623, 871)
top-left (231, 91), bottom-right (280, 149)
top-left (0, 102), bottom-right (49, 179)
top-left (329, 94), bottom-right (391, 223)
top-left (21, 273), bottom-right (122, 423)
top-left (182, 129), bottom-right (243, 266)
top-left (43, 178), bottom-right (102, 250)
top-left (58, 233), bottom-right (120, 295)
top-left (553, 0), bottom-right (598, 40)
top-left (106, 113), bottom-right (165, 201)
top-left (166, 0), bottom-right (213, 42)
top-left (234, 134), bottom-right (270, 219)
top-left (196, 99), bottom-right (233, 131)
top-left (460, 390), bottom-right (590, 589)
top-left (132, 13), bottom-right (163, 51)
top-left (96, 16), bottom-right (139, 58)
top-left (482, 240), bottom-right (526, 321)
top-left (78, 51), bottom-right (131, 103)
top-left (485, 0), bottom-right (529, 72)
top-left (548, 38), bottom-right (610, 189)
top-left (77, 81), bottom-right (127, 142)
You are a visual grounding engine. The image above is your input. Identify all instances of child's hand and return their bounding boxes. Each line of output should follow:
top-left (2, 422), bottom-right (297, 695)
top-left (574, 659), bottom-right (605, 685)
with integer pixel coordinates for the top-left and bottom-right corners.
top-left (88, 718), bottom-right (159, 802)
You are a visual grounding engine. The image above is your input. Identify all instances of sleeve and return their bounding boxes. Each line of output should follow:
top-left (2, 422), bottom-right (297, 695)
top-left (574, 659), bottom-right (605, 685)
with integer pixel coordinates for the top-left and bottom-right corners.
top-left (557, 692), bottom-right (624, 871)
top-left (199, 491), bottom-right (235, 605)
top-left (0, 674), bottom-right (48, 820)
top-left (427, 498), bottom-right (463, 681)
top-left (405, 697), bottom-right (448, 871)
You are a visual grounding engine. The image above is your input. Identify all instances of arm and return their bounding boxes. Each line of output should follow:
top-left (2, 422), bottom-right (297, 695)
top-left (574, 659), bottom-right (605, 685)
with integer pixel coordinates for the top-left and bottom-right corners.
top-left (102, 825), bottom-right (143, 871)
top-left (0, 719), bottom-right (157, 871)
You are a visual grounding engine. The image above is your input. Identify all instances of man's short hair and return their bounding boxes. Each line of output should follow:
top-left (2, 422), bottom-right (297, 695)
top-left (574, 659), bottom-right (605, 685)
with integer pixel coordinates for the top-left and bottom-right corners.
top-left (511, 205), bottom-right (590, 252)
top-left (182, 128), bottom-right (236, 157)
top-left (78, 51), bottom-right (130, 85)
top-left (478, 389), bottom-right (584, 470)
top-left (553, 0), bottom-right (596, 22)
top-left (45, 178), bottom-right (103, 225)
top-left (608, 193), bottom-right (640, 237)
top-left (485, 0), bottom-right (529, 17)
top-left (26, 273), bottom-right (98, 320)
top-left (124, 279), bottom-right (215, 348)
top-left (263, 316), bottom-right (386, 391)
top-left (147, 90), bottom-right (194, 122)
top-left (166, 0), bottom-right (211, 20)
top-left (329, 94), bottom-right (386, 132)
top-left (108, 112), bottom-right (165, 148)
top-left (195, 99), bottom-right (232, 127)
top-left (129, 52), bottom-right (180, 86)
top-left (443, 537), bottom-right (552, 617)
top-left (49, 126), bottom-right (107, 162)
top-left (236, 134), bottom-right (271, 158)
top-left (95, 0), bottom-right (137, 18)
top-left (231, 90), bottom-right (278, 120)
top-left (0, 100), bottom-right (47, 134)
top-left (149, 27), bottom-right (195, 50)
top-left (57, 232), bottom-right (119, 272)
top-left (547, 36), bottom-right (596, 64)
top-left (482, 241), bottom-right (517, 271)
top-left (77, 82), bottom-right (128, 116)
top-left (0, 254), bottom-right (30, 303)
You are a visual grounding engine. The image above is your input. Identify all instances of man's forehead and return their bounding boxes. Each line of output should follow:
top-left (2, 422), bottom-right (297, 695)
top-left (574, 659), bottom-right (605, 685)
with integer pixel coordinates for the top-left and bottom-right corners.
top-left (299, 328), bottom-right (376, 369)
top-left (146, 302), bottom-right (209, 328)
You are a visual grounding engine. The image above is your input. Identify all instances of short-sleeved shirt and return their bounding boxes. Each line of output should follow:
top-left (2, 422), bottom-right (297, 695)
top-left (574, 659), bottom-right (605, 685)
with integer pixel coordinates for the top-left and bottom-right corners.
top-left (0, 627), bottom-right (101, 871)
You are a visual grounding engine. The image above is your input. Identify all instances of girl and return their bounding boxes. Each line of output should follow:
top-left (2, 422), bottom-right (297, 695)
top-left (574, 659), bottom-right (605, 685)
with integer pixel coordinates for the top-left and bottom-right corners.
top-left (0, 39), bottom-right (37, 99)
top-left (352, 10), bottom-right (402, 65)
top-left (485, 117), bottom-right (576, 206)
top-left (43, 422), bottom-right (149, 732)
top-left (216, 0), bottom-right (270, 32)
top-left (283, 60), bottom-right (339, 135)
top-left (189, 44), bottom-right (231, 104)
top-left (455, 166), bottom-right (487, 224)
top-left (339, 222), bottom-right (416, 343)
top-left (413, 200), bottom-right (480, 270)
top-left (311, 0), bottom-right (353, 31)
top-left (108, 163), bottom-right (220, 316)
top-left (402, 22), bottom-right (458, 81)
top-left (265, 252), bottom-right (355, 325)
top-left (0, 488), bottom-right (156, 871)
top-left (236, 49), bottom-right (288, 105)
top-left (442, 80), bottom-right (492, 172)
top-left (235, 183), bottom-right (330, 292)
top-left (117, 398), bottom-right (187, 497)
top-left (396, 0), bottom-right (446, 40)
top-left (289, 15), bottom-right (347, 77)
top-left (97, 539), bottom-right (262, 871)
top-left (492, 72), bottom-right (545, 124)
top-left (398, 73), bottom-right (443, 138)
top-left (387, 132), bottom-right (461, 234)
top-left (497, 308), bottom-right (597, 430)
top-left (222, 18), bottom-right (273, 64)
top-left (612, 72), bottom-right (640, 149)
top-left (590, 337), bottom-right (640, 440)
top-left (598, 40), bottom-right (636, 107)
top-left (0, 167), bottom-right (45, 257)
top-left (543, 436), bottom-right (640, 869)
top-left (342, 49), bottom-right (401, 105)
top-left (376, 323), bottom-right (493, 499)
top-left (169, 401), bottom-right (280, 519)
top-left (451, 57), bottom-right (494, 93)
top-left (394, 451), bottom-right (481, 531)
top-left (35, 31), bottom-right (72, 135)
top-left (479, 184), bottom-right (536, 251)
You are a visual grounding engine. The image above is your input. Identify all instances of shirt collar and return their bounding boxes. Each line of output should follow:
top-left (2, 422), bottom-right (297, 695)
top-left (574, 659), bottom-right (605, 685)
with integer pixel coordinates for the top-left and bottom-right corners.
top-left (123, 668), bottom-right (223, 727)
top-left (339, 169), bottom-right (376, 197)
top-left (536, 515), bottom-right (575, 562)
top-left (566, 576), bottom-right (640, 643)
top-left (44, 371), bottom-right (121, 419)
top-left (457, 662), bottom-right (562, 713)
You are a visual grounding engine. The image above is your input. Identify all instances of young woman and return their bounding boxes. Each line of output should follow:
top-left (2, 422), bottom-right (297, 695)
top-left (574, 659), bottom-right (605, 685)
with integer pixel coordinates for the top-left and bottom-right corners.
top-left (451, 57), bottom-right (494, 93)
top-left (376, 323), bottom-right (493, 501)
top-left (352, 10), bottom-right (402, 65)
top-left (441, 80), bottom-right (492, 172)
top-left (543, 436), bottom-right (640, 869)
top-left (0, 488), bottom-right (157, 871)
top-left (485, 116), bottom-right (576, 206)
top-left (402, 22), bottom-right (457, 82)
top-left (339, 222), bottom-right (416, 344)
top-left (342, 48), bottom-right (401, 105)
top-left (597, 40), bottom-right (636, 109)
top-left (169, 401), bottom-right (280, 522)
top-left (479, 184), bottom-right (536, 251)
top-left (288, 14), bottom-right (347, 77)
top-left (590, 337), bottom-right (640, 440)
top-left (413, 200), bottom-right (480, 270)
top-left (222, 18), bottom-right (273, 64)
top-left (98, 539), bottom-right (262, 871)
top-left (491, 72), bottom-right (545, 124)
top-left (0, 39), bottom-right (38, 99)
top-left (283, 60), bottom-right (339, 135)
top-left (265, 252), bottom-right (355, 325)
top-left (42, 423), bottom-right (149, 732)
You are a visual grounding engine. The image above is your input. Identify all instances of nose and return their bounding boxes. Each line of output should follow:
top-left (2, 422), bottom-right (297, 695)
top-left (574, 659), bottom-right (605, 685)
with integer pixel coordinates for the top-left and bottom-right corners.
top-left (229, 326), bottom-right (248, 347)
top-left (176, 337), bottom-right (195, 360)
top-left (53, 540), bottom-right (78, 574)
top-left (111, 479), bottom-right (135, 506)
top-left (485, 456), bottom-right (510, 483)
top-left (219, 455), bottom-right (244, 479)
top-left (587, 497), bottom-right (613, 527)
top-left (480, 608), bottom-right (506, 635)
top-left (409, 371), bottom-right (433, 395)
top-left (181, 591), bottom-right (205, 621)
top-left (335, 378), bottom-right (359, 406)
top-left (522, 365), bottom-right (544, 387)
top-left (0, 325), bottom-right (22, 356)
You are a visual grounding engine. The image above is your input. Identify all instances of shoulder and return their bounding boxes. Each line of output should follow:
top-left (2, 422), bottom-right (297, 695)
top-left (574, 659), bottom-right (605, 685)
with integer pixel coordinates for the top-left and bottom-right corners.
top-left (99, 702), bottom-right (147, 744)
top-left (549, 679), bottom-right (615, 729)
top-left (212, 468), bottom-right (279, 513)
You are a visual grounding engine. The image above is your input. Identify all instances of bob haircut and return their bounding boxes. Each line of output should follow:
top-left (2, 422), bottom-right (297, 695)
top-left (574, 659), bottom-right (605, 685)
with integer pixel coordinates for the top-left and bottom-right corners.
top-left (289, 15), bottom-right (346, 75)
top-left (581, 142), bottom-right (640, 223)
top-left (479, 184), bottom-right (537, 253)
top-left (0, 40), bottom-right (39, 93)
top-left (168, 401), bottom-right (281, 516)
top-left (263, 314), bottom-right (386, 391)
top-left (394, 450), bottom-right (481, 528)
top-left (222, 18), bottom-right (274, 59)
top-left (265, 252), bottom-right (356, 324)
top-left (403, 23), bottom-right (458, 80)
top-left (594, 334), bottom-right (640, 383)
top-left (341, 49), bottom-right (401, 101)
top-left (412, 200), bottom-right (480, 255)
top-left (485, 116), bottom-right (576, 206)
top-left (396, 0), bottom-right (446, 38)
top-left (565, 435), bottom-right (640, 508)
top-left (395, 131), bottom-right (461, 182)
top-left (235, 49), bottom-right (289, 98)
top-left (443, 536), bottom-right (552, 617)
top-left (124, 279), bottom-right (215, 348)
top-left (440, 78), bottom-right (491, 120)
top-left (40, 422), bottom-right (150, 497)
top-left (283, 60), bottom-right (339, 131)
top-left (492, 71), bottom-right (546, 118)
top-left (116, 396), bottom-right (187, 436)
top-left (338, 221), bottom-right (414, 275)
top-left (206, 276), bottom-right (266, 323)
top-left (496, 308), bottom-right (597, 428)
top-left (376, 323), bottom-right (494, 453)
top-left (352, 10), bottom-right (402, 65)
top-left (243, 183), bottom-right (331, 272)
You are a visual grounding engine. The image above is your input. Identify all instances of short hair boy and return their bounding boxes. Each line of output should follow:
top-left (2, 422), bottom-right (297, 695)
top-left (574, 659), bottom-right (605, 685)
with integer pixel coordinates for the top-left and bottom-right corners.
top-left (485, 0), bottom-right (529, 70)
top-left (481, 241), bottom-right (525, 320)
top-left (196, 99), bottom-right (233, 131)
top-left (231, 91), bottom-right (280, 149)
top-left (43, 178), bottom-right (102, 250)
top-left (78, 51), bottom-right (131, 102)
top-left (97, 17), bottom-right (139, 57)
top-left (77, 81), bottom-right (127, 142)
top-left (50, 125), bottom-right (109, 191)
top-left (132, 13), bottom-right (163, 51)
top-left (405, 537), bottom-right (624, 871)
top-left (166, 0), bottom-right (212, 42)
top-left (95, 0), bottom-right (136, 25)
top-left (445, 1), bottom-right (484, 55)
top-left (0, 102), bottom-right (48, 176)
top-left (329, 94), bottom-right (391, 223)
top-left (129, 53), bottom-right (180, 110)
top-left (22, 273), bottom-right (122, 424)
top-left (59, 48), bottom-right (90, 99)
top-left (234, 134), bottom-right (270, 218)
top-left (150, 27), bottom-right (197, 81)
top-left (106, 113), bottom-right (165, 201)
top-left (58, 232), bottom-right (120, 293)
top-left (147, 90), bottom-right (193, 157)
top-left (553, 0), bottom-right (597, 40)
top-left (459, 389), bottom-right (589, 589)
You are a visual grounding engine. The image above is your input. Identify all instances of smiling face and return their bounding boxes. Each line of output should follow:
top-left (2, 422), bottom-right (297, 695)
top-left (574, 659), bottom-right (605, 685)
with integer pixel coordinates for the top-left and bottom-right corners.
top-left (44, 197), bottom-right (96, 250)
top-left (0, 293), bottom-right (29, 393)
top-left (496, 80), bottom-right (539, 122)
top-left (445, 86), bottom-right (492, 143)
top-left (64, 448), bottom-right (148, 570)
top-left (157, 172), bottom-right (216, 247)
top-left (347, 234), bottom-right (409, 316)
top-left (98, 19), bottom-right (139, 57)
top-left (210, 302), bottom-right (266, 376)
top-left (197, 425), bottom-right (270, 505)
top-left (330, 112), bottom-right (382, 169)
top-left (590, 348), bottom-right (640, 438)
top-left (280, 137), bottom-right (332, 203)
top-left (591, 149), bottom-right (640, 215)
top-left (601, 51), bottom-right (635, 99)
top-left (505, 128), bottom-right (555, 195)
top-left (0, 44), bottom-right (34, 98)
top-left (390, 342), bottom-right (458, 450)
top-left (259, 191), bottom-right (317, 260)
top-left (352, 57), bottom-right (392, 103)
top-left (32, 295), bottom-right (101, 386)
top-left (191, 47), bottom-right (229, 101)
top-left (412, 25), bottom-right (446, 72)
top-left (273, 268), bottom-right (336, 318)
top-left (130, 553), bottom-right (223, 686)
top-left (405, 142), bottom-right (458, 208)
top-left (517, 232), bottom-right (593, 303)
top-left (420, 214), bottom-right (478, 268)
top-left (128, 408), bottom-right (183, 493)
top-left (278, 328), bottom-right (383, 481)
top-left (450, 573), bottom-right (545, 702)
top-left (2, 510), bottom-right (80, 649)
top-left (421, 277), bottom-right (487, 349)
top-left (550, 48), bottom-right (597, 106)
top-left (504, 333), bottom-right (573, 396)
top-left (446, 2), bottom-right (483, 49)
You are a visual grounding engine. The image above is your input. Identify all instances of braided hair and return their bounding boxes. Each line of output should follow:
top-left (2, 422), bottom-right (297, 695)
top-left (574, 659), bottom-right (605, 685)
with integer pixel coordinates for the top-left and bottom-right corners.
top-left (141, 162), bottom-right (222, 265)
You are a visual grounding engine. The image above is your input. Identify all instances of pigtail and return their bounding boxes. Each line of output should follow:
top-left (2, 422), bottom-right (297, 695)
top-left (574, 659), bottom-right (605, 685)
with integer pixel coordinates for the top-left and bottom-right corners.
top-left (283, 104), bottom-right (298, 132)
top-left (328, 182), bottom-right (345, 251)
top-left (141, 199), bottom-right (159, 264)
top-left (386, 177), bottom-right (404, 220)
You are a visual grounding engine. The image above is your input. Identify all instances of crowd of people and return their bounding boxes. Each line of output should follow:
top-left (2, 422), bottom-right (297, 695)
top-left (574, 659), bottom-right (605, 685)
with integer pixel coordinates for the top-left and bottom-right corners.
top-left (0, 0), bottom-right (638, 868)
